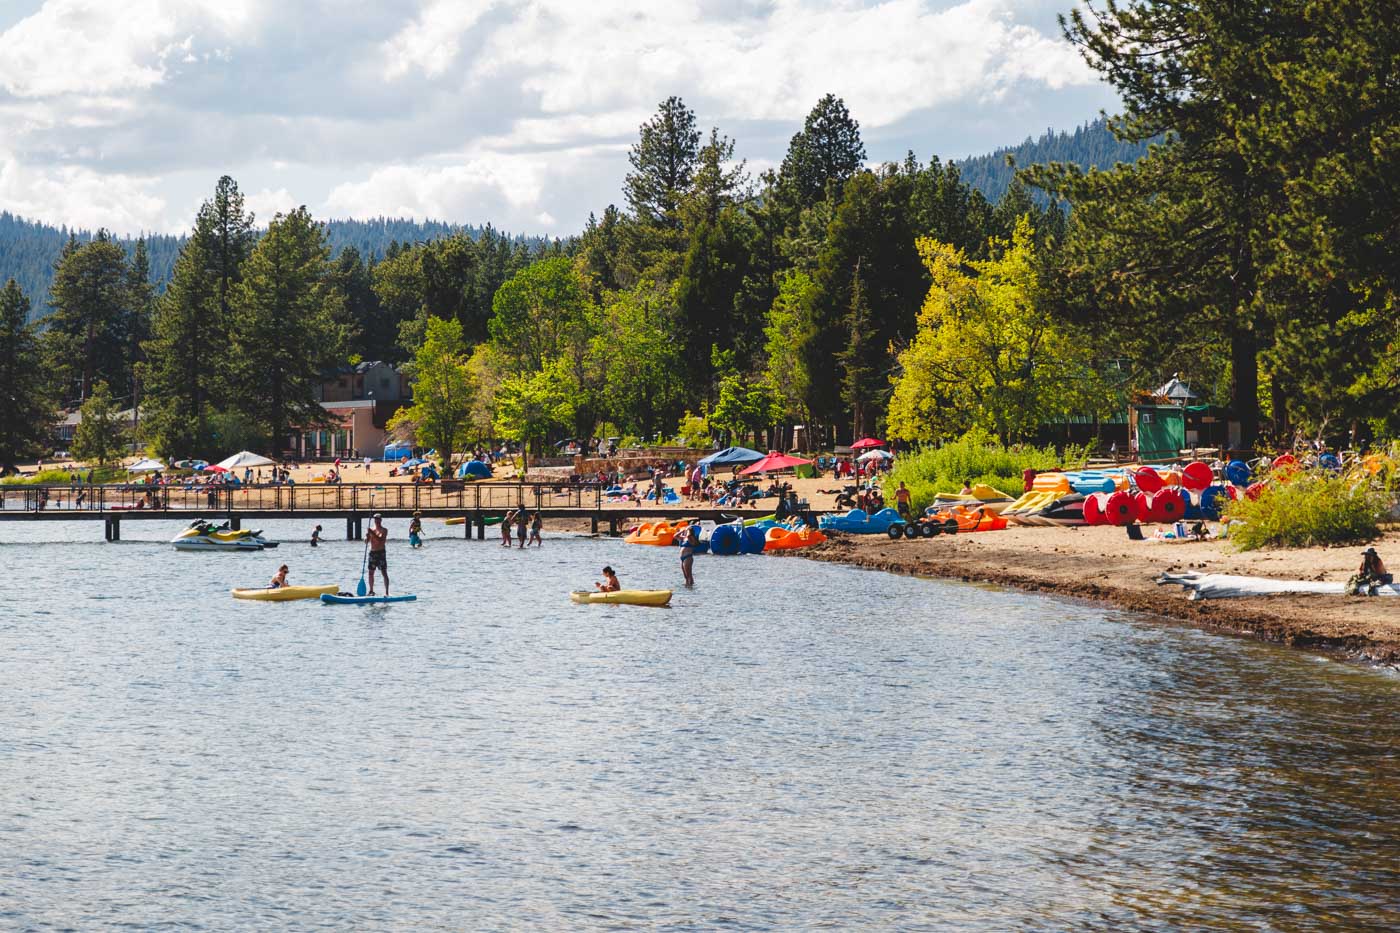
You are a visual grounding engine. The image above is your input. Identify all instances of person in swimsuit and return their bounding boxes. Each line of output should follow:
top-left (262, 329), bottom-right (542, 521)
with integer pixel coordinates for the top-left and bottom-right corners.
top-left (679, 524), bottom-right (698, 586)
top-left (310, 524), bottom-right (322, 547)
top-left (270, 565), bottom-right (289, 589)
top-left (366, 513), bottom-right (389, 596)
top-left (516, 509), bottom-right (528, 546)
top-left (408, 512), bottom-right (423, 548)
top-left (529, 512), bottom-right (543, 547)
top-left (501, 509), bottom-right (514, 547)
top-left (596, 566), bottom-right (621, 592)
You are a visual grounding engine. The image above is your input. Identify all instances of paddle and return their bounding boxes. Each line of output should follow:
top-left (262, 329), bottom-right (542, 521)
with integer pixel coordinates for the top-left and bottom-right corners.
top-left (356, 491), bottom-right (374, 596)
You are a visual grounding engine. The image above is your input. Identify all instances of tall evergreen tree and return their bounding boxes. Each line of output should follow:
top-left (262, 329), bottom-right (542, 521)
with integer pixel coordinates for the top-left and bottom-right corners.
top-left (0, 280), bottom-right (55, 471)
top-left (624, 96), bottom-right (701, 230)
top-left (227, 208), bottom-right (348, 454)
top-left (837, 262), bottom-right (881, 440)
top-left (778, 94), bottom-right (867, 206)
top-left (45, 232), bottom-right (136, 405)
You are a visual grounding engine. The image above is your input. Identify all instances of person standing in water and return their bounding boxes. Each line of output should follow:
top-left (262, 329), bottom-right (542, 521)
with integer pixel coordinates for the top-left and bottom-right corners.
top-left (501, 509), bottom-right (514, 547)
top-left (408, 512), bottom-right (423, 548)
top-left (366, 514), bottom-right (390, 596)
top-left (529, 512), bottom-right (543, 547)
top-left (310, 524), bottom-right (322, 547)
top-left (516, 509), bottom-right (528, 547)
top-left (678, 523), bottom-right (698, 587)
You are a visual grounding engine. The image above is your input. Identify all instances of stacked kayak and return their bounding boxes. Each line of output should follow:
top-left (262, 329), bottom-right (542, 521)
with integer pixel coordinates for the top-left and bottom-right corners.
top-left (930, 484), bottom-right (1016, 513)
top-left (570, 590), bottom-right (673, 607)
top-left (232, 584), bottom-right (338, 601)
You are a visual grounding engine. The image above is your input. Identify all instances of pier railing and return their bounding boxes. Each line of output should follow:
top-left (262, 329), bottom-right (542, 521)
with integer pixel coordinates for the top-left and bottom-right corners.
top-left (0, 481), bottom-right (608, 514)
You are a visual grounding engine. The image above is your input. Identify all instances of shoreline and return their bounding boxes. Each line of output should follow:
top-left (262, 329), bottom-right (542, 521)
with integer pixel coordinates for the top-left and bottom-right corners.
top-left (790, 528), bottom-right (1400, 669)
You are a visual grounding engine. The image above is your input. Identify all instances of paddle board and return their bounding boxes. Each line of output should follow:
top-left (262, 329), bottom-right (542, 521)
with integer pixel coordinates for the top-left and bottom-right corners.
top-left (320, 593), bottom-right (418, 605)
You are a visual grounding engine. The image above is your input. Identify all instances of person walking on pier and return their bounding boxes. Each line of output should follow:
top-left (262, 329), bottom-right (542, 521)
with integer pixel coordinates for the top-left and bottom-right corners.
top-left (366, 514), bottom-right (390, 596)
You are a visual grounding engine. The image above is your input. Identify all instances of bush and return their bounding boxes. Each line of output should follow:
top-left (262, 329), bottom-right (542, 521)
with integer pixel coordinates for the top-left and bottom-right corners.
top-left (0, 466), bottom-right (126, 485)
top-left (1223, 470), bottom-right (1389, 550)
top-left (885, 429), bottom-right (1091, 512)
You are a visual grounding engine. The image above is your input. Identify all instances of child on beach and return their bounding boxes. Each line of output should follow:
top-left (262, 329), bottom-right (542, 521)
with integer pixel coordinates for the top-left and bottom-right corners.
top-left (529, 512), bottom-right (543, 547)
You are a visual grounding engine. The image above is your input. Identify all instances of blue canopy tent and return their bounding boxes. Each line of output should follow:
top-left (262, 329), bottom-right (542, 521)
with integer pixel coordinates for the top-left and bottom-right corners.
top-left (697, 446), bottom-right (764, 476)
top-left (456, 460), bottom-right (493, 479)
top-left (383, 442), bottom-right (412, 461)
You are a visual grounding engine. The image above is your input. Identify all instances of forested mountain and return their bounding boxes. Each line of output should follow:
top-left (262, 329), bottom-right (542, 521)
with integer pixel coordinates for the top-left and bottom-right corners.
top-left (0, 212), bottom-right (548, 321)
top-left (955, 118), bottom-right (1154, 203)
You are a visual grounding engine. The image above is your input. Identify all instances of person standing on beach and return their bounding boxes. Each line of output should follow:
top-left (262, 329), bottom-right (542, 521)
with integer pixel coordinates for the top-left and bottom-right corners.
top-left (365, 514), bottom-right (390, 596)
top-left (895, 482), bottom-right (911, 518)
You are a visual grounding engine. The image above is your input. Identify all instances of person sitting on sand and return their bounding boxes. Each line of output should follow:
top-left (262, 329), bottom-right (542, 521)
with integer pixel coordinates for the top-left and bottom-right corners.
top-left (596, 566), bottom-right (621, 592)
top-left (270, 564), bottom-right (289, 589)
top-left (1360, 548), bottom-right (1392, 585)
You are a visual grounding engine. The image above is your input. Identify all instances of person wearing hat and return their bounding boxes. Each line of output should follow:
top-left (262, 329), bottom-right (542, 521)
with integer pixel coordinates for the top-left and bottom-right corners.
top-left (408, 511), bottom-right (423, 549)
top-left (1358, 547), bottom-right (1391, 586)
top-left (366, 513), bottom-right (390, 595)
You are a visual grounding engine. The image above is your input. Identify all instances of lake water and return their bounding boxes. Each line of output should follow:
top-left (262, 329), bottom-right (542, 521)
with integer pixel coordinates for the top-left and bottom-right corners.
top-left (2, 518), bottom-right (1398, 930)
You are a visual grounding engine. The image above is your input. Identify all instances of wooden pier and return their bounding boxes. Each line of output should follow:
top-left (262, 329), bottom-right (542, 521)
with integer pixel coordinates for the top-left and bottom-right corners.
top-left (0, 482), bottom-right (739, 540)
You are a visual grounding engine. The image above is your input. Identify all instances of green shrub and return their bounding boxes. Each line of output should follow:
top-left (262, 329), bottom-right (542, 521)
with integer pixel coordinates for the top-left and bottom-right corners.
top-left (1, 466), bottom-right (126, 485)
top-left (885, 429), bottom-right (1091, 512)
top-left (1223, 470), bottom-right (1389, 550)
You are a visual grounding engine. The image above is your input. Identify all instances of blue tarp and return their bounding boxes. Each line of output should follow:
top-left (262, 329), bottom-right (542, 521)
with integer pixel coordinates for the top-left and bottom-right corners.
top-left (383, 442), bottom-right (411, 461)
top-left (456, 460), bottom-right (493, 479)
top-left (697, 447), bottom-right (763, 474)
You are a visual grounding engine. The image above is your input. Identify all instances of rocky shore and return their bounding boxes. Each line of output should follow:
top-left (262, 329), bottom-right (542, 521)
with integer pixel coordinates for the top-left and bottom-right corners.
top-left (795, 524), bottom-right (1400, 667)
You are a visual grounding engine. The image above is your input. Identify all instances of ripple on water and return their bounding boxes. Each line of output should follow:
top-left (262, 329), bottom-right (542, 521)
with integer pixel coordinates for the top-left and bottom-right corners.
top-left (0, 519), bottom-right (1398, 929)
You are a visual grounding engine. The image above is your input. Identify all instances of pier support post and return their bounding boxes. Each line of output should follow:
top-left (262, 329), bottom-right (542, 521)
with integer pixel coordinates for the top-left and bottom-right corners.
top-left (608, 517), bottom-right (618, 537)
top-left (591, 514), bottom-right (599, 535)
top-left (105, 517), bottom-right (120, 541)
top-left (475, 514), bottom-right (485, 540)
top-left (230, 516), bottom-right (241, 531)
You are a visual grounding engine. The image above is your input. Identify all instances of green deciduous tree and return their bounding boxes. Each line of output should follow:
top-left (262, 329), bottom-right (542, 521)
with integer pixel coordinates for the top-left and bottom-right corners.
top-left (888, 219), bottom-right (1102, 445)
top-left (489, 256), bottom-right (593, 372)
top-left (72, 380), bottom-right (125, 466)
top-left (0, 280), bottom-right (55, 471)
top-left (588, 283), bottom-right (684, 438)
top-left (386, 316), bottom-right (474, 470)
top-left (227, 207), bottom-right (348, 454)
top-left (493, 357), bottom-right (578, 468)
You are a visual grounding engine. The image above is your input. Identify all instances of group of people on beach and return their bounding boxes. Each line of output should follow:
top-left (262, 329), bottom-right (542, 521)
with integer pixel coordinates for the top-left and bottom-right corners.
top-left (500, 509), bottom-right (543, 548)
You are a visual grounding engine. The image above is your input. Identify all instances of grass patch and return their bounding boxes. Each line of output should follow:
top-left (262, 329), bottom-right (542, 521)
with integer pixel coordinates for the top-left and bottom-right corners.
top-left (885, 430), bottom-right (1091, 513)
top-left (1, 466), bottom-right (127, 485)
top-left (1223, 470), bottom-right (1389, 550)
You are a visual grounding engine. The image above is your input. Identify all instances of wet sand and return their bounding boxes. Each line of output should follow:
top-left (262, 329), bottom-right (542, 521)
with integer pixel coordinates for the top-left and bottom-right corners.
top-left (792, 524), bottom-right (1400, 666)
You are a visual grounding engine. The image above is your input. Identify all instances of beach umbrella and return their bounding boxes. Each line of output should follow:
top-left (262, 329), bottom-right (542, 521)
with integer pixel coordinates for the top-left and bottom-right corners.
top-left (856, 449), bottom-right (894, 462)
top-left (740, 451), bottom-right (813, 475)
top-left (204, 465), bottom-right (229, 473)
top-left (850, 437), bottom-right (885, 450)
top-left (172, 459), bottom-right (208, 470)
top-left (403, 457), bottom-right (426, 467)
top-left (126, 457), bottom-right (166, 472)
top-left (217, 450), bottom-right (275, 470)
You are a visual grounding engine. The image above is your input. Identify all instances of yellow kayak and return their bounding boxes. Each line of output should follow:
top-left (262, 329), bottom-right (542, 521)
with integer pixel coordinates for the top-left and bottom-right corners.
top-left (570, 589), bottom-right (673, 607)
top-left (232, 584), bottom-right (339, 602)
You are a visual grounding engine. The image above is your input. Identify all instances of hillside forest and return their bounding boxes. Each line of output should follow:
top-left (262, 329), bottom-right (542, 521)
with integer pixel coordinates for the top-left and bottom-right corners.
top-left (0, 0), bottom-right (1395, 470)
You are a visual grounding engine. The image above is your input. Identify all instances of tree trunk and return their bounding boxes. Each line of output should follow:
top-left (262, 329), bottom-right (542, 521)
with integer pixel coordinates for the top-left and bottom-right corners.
top-left (1230, 323), bottom-right (1259, 449)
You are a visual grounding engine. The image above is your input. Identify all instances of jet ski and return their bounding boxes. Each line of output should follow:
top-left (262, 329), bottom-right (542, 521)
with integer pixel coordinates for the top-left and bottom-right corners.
top-left (171, 518), bottom-right (277, 551)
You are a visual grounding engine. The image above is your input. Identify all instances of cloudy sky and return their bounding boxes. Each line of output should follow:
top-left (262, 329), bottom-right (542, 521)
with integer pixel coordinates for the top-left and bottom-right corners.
top-left (0, 0), bottom-right (1115, 237)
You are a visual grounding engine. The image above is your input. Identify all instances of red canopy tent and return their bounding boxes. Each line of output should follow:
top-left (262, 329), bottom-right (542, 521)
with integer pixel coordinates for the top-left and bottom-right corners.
top-left (740, 451), bottom-right (813, 475)
top-left (850, 437), bottom-right (885, 450)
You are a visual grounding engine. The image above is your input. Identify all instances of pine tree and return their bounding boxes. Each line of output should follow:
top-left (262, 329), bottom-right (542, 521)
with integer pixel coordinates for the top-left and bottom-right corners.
top-left (778, 94), bottom-right (867, 206)
top-left (227, 207), bottom-right (348, 454)
top-left (624, 96), bottom-right (701, 230)
top-left (45, 232), bottom-right (136, 405)
top-left (837, 263), bottom-right (880, 440)
top-left (0, 280), bottom-right (55, 471)
top-left (72, 380), bottom-right (124, 466)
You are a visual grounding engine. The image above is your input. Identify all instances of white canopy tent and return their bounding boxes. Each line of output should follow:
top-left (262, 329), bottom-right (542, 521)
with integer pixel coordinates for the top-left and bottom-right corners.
top-left (217, 450), bottom-right (276, 470)
top-left (126, 458), bottom-right (166, 472)
top-left (856, 449), bottom-right (894, 463)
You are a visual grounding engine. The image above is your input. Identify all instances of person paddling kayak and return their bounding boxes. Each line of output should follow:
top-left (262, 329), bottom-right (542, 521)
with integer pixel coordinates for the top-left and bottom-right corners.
top-left (270, 564), bottom-right (289, 589)
top-left (596, 566), bottom-right (621, 592)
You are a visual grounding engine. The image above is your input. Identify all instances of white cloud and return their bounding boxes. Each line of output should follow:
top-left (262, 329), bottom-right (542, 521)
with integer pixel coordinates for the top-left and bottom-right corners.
top-left (381, 0), bottom-right (492, 80)
top-left (0, 156), bottom-right (171, 232)
top-left (243, 187), bottom-right (302, 222)
top-left (0, 0), bottom-right (1115, 236)
top-left (0, 0), bottom-right (259, 98)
